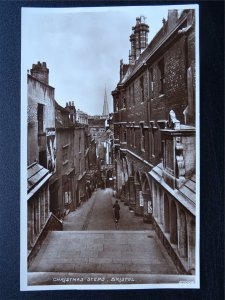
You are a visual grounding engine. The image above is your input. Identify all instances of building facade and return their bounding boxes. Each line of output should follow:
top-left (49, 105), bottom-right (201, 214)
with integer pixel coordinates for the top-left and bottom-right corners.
top-left (88, 115), bottom-right (107, 142)
top-left (50, 100), bottom-right (94, 216)
top-left (76, 109), bottom-right (89, 125)
top-left (49, 101), bottom-right (75, 217)
top-left (27, 62), bottom-right (56, 169)
top-left (27, 62), bottom-right (62, 266)
top-left (112, 10), bottom-right (196, 274)
top-left (88, 114), bottom-right (114, 189)
top-left (27, 62), bottom-right (98, 264)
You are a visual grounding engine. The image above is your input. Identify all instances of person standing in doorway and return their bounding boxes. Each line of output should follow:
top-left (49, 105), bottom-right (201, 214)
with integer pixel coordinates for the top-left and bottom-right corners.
top-left (113, 200), bottom-right (120, 223)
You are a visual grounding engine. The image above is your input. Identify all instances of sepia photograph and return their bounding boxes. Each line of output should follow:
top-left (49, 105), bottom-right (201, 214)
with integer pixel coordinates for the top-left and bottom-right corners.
top-left (20, 4), bottom-right (199, 290)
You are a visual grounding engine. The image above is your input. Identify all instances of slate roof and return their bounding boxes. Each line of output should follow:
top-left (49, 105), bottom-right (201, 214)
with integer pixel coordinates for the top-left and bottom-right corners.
top-left (179, 174), bottom-right (196, 204)
top-left (27, 163), bottom-right (50, 193)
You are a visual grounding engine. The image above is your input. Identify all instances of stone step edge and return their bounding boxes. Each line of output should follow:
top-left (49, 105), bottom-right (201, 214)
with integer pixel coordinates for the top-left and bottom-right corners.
top-left (50, 230), bottom-right (155, 234)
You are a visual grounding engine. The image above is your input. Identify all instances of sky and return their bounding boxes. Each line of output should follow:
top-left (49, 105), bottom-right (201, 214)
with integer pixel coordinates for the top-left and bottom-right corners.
top-left (21, 5), bottom-right (191, 116)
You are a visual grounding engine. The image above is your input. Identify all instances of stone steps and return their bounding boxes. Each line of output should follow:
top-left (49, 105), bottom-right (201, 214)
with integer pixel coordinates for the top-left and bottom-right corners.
top-left (29, 230), bottom-right (178, 276)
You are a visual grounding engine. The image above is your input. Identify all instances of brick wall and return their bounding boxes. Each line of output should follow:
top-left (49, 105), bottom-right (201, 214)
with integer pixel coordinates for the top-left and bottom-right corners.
top-left (126, 71), bottom-right (148, 124)
top-left (112, 10), bottom-right (195, 167)
top-left (164, 37), bottom-right (187, 123)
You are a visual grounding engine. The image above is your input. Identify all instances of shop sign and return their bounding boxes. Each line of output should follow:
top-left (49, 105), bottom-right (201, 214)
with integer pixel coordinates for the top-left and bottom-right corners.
top-left (139, 191), bottom-right (144, 207)
top-left (148, 200), bottom-right (152, 213)
top-left (64, 191), bottom-right (71, 204)
top-left (46, 127), bottom-right (56, 173)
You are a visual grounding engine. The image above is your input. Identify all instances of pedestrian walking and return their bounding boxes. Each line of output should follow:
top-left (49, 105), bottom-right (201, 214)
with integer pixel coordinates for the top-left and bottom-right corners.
top-left (113, 200), bottom-right (120, 223)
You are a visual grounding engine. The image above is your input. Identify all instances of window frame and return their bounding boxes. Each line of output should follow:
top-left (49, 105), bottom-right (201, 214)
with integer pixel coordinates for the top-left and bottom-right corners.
top-left (158, 58), bottom-right (165, 95)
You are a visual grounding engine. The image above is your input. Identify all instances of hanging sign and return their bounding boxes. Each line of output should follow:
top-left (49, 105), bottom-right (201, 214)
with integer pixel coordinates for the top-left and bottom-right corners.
top-left (46, 128), bottom-right (56, 173)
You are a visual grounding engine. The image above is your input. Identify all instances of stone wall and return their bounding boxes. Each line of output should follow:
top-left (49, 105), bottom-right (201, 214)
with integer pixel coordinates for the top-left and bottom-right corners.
top-left (28, 212), bottom-right (63, 268)
top-left (27, 75), bottom-right (55, 166)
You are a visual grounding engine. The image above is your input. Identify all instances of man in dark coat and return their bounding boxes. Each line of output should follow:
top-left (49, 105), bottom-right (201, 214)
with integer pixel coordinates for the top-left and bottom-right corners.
top-left (113, 200), bottom-right (120, 222)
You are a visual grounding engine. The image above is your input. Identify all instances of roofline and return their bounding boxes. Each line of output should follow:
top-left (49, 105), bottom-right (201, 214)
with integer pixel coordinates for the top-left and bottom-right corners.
top-left (121, 12), bottom-right (190, 86)
top-left (27, 74), bottom-right (55, 90)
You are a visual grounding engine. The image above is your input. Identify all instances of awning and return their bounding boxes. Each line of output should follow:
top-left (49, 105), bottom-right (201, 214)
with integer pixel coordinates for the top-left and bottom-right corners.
top-left (179, 175), bottom-right (196, 204)
top-left (64, 167), bottom-right (75, 176)
top-left (27, 162), bottom-right (52, 199)
top-left (149, 163), bottom-right (196, 216)
top-left (77, 174), bottom-right (83, 181)
top-left (84, 148), bottom-right (89, 157)
top-left (77, 171), bottom-right (86, 181)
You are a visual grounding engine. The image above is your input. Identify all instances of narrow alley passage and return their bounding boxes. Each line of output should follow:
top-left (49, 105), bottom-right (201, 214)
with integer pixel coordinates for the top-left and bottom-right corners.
top-left (63, 188), bottom-right (152, 231)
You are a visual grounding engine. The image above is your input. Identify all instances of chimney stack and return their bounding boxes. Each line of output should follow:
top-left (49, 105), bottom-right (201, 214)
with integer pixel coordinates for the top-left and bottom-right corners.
top-left (129, 28), bottom-right (136, 64)
top-left (129, 16), bottom-right (149, 62)
top-left (30, 61), bottom-right (49, 85)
